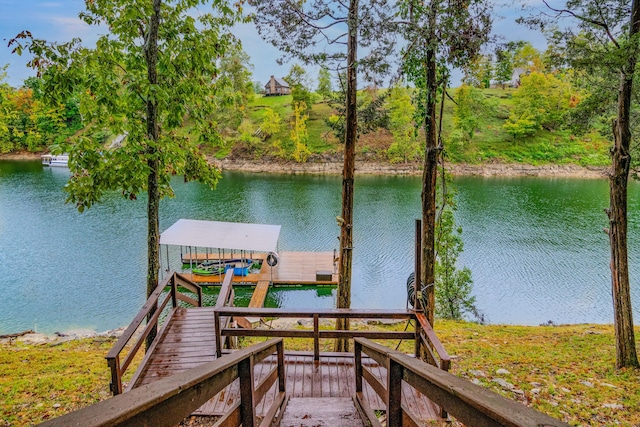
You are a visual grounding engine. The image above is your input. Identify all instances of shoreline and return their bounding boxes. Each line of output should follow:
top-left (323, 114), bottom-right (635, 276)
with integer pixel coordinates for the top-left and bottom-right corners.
top-left (214, 157), bottom-right (609, 178)
top-left (0, 327), bottom-right (125, 345)
top-left (1, 151), bottom-right (608, 178)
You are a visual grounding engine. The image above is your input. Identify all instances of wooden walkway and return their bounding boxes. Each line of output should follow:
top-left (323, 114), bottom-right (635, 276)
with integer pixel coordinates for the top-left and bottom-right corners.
top-left (181, 251), bottom-right (338, 286)
top-left (248, 280), bottom-right (270, 308)
top-left (128, 306), bottom-right (441, 423)
top-left (130, 307), bottom-right (217, 388)
top-left (193, 352), bottom-right (440, 421)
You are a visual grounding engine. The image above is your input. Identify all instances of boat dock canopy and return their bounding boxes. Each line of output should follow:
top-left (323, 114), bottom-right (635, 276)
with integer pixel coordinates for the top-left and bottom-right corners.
top-left (160, 219), bottom-right (281, 253)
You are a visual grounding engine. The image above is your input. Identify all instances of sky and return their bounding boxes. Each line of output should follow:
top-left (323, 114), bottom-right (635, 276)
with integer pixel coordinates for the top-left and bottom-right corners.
top-left (0, 0), bottom-right (549, 89)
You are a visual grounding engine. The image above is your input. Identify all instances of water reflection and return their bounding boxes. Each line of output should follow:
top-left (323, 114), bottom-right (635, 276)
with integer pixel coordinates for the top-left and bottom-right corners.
top-left (0, 160), bottom-right (638, 334)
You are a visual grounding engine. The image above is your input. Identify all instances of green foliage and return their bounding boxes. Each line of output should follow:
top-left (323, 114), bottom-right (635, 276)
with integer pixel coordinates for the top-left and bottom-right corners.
top-left (287, 64), bottom-right (312, 114)
top-left (212, 44), bottom-right (255, 137)
top-left (0, 70), bottom-right (80, 153)
top-left (387, 85), bottom-right (419, 162)
top-left (237, 119), bottom-right (259, 146)
top-left (452, 84), bottom-right (497, 141)
top-left (260, 107), bottom-right (282, 137)
top-left (462, 54), bottom-right (493, 88)
top-left (290, 101), bottom-right (310, 162)
top-left (11, 0), bottom-right (243, 210)
top-left (435, 179), bottom-right (480, 321)
top-left (513, 42), bottom-right (544, 72)
top-left (326, 86), bottom-right (389, 142)
top-left (494, 47), bottom-right (514, 88)
top-left (316, 67), bottom-right (332, 99)
top-left (503, 72), bottom-right (575, 139)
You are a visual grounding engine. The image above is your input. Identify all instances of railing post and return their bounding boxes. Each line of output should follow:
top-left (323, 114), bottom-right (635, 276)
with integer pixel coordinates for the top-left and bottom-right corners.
top-left (238, 357), bottom-right (256, 427)
top-left (354, 340), bottom-right (362, 393)
top-left (414, 313), bottom-right (422, 358)
top-left (171, 274), bottom-right (178, 308)
top-left (387, 358), bottom-right (403, 427)
top-left (313, 313), bottom-right (320, 361)
top-left (214, 310), bottom-right (222, 358)
top-left (107, 355), bottom-right (122, 396)
top-left (414, 218), bottom-right (422, 311)
top-left (277, 339), bottom-right (286, 392)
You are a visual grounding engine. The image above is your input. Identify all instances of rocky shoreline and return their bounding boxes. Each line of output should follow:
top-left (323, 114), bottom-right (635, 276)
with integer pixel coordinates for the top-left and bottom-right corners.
top-left (215, 157), bottom-right (609, 178)
top-left (2, 151), bottom-right (608, 178)
top-left (0, 327), bottom-right (125, 345)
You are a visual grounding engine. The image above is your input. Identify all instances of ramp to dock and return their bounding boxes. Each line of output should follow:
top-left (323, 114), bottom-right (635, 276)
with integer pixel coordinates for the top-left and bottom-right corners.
top-left (248, 280), bottom-right (270, 308)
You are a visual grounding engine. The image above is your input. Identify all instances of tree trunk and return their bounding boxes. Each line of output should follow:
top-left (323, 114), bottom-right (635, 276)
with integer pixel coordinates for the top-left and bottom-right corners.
top-left (335, 0), bottom-right (358, 352)
top-left (608, 0), bottom-right (640, 369)
top-left (145, 0), bottom-right (161, 351)
top-left (421, 0), bottom-right (440, 327)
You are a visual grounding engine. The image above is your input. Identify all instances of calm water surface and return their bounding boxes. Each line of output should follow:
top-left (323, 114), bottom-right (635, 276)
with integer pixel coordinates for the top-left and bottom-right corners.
top-left (0, 160), bottom-right (638, 334)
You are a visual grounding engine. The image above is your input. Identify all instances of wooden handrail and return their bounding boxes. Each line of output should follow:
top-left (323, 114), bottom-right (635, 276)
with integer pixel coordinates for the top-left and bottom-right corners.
top-left (40, 339), bottom-right (286, 427)
top-left (105, 271), bottom-right (202, 395)
top-left (214, 307), bottom-right (417, 360)
top-left (215, 269), bottom-right (236, 309)
top-left (215, 307), bottom-right (415, 318)
top-left (213, 270), bottom-right (236, 353)
top-left (354, 338), bottom-right (570, 427)
top-left (415, 312), bottom-right (451, 371)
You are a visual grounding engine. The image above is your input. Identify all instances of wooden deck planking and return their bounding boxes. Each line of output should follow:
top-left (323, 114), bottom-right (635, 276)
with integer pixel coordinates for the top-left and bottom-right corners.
top-left (131, 307), bottom-right (217, 389)
top-left (192, 353), bottom-right (440, 422)
top-left (182, 251), bottom-right (338, 286)
top-left (248, 280), bottom-right (270, 308)
top-left (130, 307), bottom-right (441, 422)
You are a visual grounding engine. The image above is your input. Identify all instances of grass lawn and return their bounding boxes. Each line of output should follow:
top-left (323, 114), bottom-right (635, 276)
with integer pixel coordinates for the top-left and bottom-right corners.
top-left (3, 322), bottom-right (636, 426)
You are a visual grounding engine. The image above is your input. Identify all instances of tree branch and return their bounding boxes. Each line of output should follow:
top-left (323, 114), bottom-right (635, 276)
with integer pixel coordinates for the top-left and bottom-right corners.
top-left (542, 0), bottom-right (620, 48)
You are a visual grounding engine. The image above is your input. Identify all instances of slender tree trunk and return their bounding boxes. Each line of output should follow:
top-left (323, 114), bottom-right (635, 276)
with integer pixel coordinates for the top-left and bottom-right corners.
top-left (608, 0), bottom-right (640, 369)
top-left (421, 0), bottom-right (439, 327)
top-left (145, 0), bottom-right (161, 351)
top-left (335, 0), bottom-right (358, 352)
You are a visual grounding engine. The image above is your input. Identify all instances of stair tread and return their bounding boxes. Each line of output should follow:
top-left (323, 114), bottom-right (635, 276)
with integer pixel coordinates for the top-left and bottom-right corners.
top-left (279, 397), bottom-right (365, 427)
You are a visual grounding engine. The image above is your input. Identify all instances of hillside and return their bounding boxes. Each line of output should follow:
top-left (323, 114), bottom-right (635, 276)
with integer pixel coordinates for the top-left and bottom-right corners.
top-left (214, 89), bottom-right (611, 169)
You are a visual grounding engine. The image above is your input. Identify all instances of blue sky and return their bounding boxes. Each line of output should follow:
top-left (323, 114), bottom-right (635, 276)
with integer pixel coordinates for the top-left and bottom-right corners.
top-left (0, 0), bottom-right (547, 88)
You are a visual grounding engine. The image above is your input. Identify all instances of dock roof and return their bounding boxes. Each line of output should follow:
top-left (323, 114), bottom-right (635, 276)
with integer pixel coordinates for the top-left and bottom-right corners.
top-left (160, 219), bottom-right (281, 253)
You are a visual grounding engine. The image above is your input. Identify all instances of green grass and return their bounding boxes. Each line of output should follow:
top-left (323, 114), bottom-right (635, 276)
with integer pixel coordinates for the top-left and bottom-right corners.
top-left (1, 322), bottom-right (638, 426)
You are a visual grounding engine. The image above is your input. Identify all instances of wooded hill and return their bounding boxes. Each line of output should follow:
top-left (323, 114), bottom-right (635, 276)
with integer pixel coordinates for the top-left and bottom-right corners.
top-left (0, 75), bottom-right (611, 168)
top-left (211, 87), bottom-right (611, 168)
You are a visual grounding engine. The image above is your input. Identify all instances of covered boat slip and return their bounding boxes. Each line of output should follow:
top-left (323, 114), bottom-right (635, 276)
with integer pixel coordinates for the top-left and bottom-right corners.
top-left (160, 219), bottom-right (338, 286)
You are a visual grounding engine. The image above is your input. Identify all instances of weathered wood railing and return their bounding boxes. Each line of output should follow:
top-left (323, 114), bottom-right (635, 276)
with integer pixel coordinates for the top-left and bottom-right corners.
top-left (214, 307), bottom-right (450, 369)
top-left (354, 338), bottom-right (569, 427)
top-left (105, 271), bottom-right (202, 395)
top-left (215, 269), bottom-right (236, 351)
top-left (41, 338), bottom-right (287, 427)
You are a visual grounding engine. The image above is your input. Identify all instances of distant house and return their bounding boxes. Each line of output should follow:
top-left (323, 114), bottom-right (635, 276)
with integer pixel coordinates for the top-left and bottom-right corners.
top-left (264, 75), bottom-right (291, 96)
top-left (511, 68), bottom-right (527, 88)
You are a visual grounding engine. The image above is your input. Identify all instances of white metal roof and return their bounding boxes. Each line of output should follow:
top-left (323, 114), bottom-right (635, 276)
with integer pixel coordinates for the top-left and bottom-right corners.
top-left (160, 219), bottom-right (281, 252)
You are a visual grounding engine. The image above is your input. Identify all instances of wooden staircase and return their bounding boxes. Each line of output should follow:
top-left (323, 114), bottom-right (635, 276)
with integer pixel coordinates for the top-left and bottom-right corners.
top-left (279, 397), bottom-right (366, 427)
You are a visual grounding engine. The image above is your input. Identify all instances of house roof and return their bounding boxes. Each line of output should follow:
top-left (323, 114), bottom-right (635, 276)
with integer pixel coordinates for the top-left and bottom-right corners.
top-left (265, 76), bottom-right (290, 88)
top-left (275, 77), bottom-right (289, 88)
top-left (160, 219), bottom-right (281, 252)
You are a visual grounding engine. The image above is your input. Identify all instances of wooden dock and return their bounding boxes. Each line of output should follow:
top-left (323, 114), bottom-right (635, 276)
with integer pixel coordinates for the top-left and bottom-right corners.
top-left (181, 251), bottom-right (338, 286)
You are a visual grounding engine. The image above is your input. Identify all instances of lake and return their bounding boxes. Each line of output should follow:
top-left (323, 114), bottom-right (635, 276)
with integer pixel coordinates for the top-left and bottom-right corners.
top-left (0, 160), bottom-right (638, 334)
